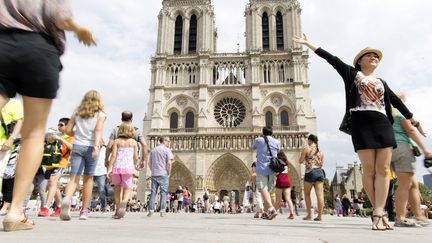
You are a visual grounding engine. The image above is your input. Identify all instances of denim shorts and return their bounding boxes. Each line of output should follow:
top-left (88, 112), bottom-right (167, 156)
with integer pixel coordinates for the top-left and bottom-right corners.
top-left (69, 144), bottom-right (98, 176)
top-left (304, 168), bottom-right (325, 184)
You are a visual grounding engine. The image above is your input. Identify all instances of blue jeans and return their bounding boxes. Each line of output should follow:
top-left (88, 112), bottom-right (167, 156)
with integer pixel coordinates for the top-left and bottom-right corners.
top-left (94, 175), bottom-right (107, 210)
top-left (69, 144), bottom-right (98, 176)
top-left (149, 176), bottom-right (169, 211)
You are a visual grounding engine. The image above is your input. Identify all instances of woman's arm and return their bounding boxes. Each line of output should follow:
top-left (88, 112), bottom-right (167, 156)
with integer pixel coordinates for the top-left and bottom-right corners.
top-left (107, 141), bottom-right (117, 171)
top-left (298, 147), bottom-right (307, 164)
top-left (293, 34), bottom-right (355, 83)
top-left (401, 119), bottom-right (432, 158)
top-left (92, 113), bottom-right (106, 158)
top-left (56, 19), bottom-right (96, 46)
top-left (133, 140), bottom-right (139, 162)
top-left (65, 115), bottom-right (75, 137)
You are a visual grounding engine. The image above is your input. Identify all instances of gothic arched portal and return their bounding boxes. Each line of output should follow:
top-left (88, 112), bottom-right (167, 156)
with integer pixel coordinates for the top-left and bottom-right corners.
top-left (169, 161), bottom-right (194, 197)
top-left (205, 153), bottom-right (251, 205)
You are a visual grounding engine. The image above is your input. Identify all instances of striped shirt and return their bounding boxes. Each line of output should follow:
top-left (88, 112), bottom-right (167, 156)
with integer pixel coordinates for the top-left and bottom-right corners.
top-left (0, 0), bottom-right (73, 55)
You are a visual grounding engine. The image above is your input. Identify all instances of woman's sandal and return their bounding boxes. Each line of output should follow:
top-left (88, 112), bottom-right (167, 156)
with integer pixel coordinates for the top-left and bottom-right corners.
top-left (382, 214), bottom-right (394, 230)
top-left (302, 216), bottom-right (312, 221)
top-left (3, 216), bottom-right (35, 232)
top-left (313, 217), bottom-right (322, 221)
top-left (371, 215), bottom-right (386, 231)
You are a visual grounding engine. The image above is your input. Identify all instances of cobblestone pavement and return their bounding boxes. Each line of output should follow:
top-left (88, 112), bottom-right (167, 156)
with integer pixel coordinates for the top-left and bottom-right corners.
top-left (1, 212), bottom-right (431, 243)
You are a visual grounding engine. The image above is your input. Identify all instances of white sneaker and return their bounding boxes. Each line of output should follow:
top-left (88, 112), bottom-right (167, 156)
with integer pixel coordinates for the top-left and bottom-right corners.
top-left (160, 212), bottom-right (166, 217)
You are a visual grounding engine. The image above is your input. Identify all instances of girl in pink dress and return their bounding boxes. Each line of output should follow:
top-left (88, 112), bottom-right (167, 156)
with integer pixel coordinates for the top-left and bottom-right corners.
top-left (107, 123), bottom-right (138, 219)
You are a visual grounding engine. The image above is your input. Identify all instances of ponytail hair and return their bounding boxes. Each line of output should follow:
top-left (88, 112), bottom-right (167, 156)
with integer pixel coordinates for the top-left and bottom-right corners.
top-left (308, 134), bottom-right (320, 153)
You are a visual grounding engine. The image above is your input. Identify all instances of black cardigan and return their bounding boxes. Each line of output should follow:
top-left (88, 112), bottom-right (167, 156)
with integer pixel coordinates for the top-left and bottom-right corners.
top-left (315, 47), bottom-right (413, 124)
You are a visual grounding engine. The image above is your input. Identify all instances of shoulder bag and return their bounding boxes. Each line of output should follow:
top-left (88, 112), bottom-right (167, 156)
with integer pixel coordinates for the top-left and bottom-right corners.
top-left (263, 136), bottom-right (285, 173)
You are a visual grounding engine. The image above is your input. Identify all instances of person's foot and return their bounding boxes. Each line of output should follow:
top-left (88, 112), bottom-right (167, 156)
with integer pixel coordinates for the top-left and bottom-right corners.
top-left (253, 212), bottom-right (260, 218)
top-left (38, 207), bottom-right (49, 217)
top-left (302, 215), bottom-right (312, 221)
top-left (147, 210), bottom-right (153, 217)
top-left (160, 212), bottom-right (166, 217)
top-left (288, 214), bottom-right (294, 219)
top-left (415, 216), bottom-right (430, 227)
top-left (266, 209), bottom-right (278, 220)
top-left (260, 212), bottom-right (268, 220)
top-left (79, 210), bottom-right (89, 220)
top-left (60, 201), bottom-right (71, 221)
top-left (382, 213), bottom-right (394, 230)
top-left (394, 219), bottom-right (422, 228)
top-left (3, 214), bottom-right (35, 232)
top-left (117, 201), bottom-right (127, 218)
top-left (50, 207), bottom-right (61, 217)
top-left (313, 216), bottom-right (322, 221)
top-left (372, 215), bottom-right (386, 231)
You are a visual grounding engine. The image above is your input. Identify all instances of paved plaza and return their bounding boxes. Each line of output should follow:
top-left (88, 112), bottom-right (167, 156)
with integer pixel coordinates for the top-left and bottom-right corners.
top-left (1, 212), bottom-right (431, 243)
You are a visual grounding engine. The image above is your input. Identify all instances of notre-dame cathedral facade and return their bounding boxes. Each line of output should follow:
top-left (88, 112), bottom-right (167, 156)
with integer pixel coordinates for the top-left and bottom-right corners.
top-left (137, 0), bottom-right (316, 203)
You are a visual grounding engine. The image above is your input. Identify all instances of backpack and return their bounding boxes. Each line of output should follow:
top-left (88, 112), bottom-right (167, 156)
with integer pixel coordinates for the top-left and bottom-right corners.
top-left (41, 140), bottom-right (62, 166)
top-left (203, 192), bottom-right (209, 201)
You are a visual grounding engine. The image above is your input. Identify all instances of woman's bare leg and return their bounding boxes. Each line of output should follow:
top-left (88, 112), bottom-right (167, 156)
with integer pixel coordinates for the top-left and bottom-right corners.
top-left (5, 97), bottom-right (52, 220)
top-left (303, 182), bottom-right (313, 219)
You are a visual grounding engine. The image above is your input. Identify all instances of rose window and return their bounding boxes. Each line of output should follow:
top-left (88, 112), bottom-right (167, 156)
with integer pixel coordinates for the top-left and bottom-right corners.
top-left (214, 97), bottom-right (246, 127)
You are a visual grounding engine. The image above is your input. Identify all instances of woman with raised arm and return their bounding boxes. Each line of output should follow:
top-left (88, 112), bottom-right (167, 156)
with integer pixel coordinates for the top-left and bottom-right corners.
top-left (0, 0), bottom-right (96, 232)
top-left (293, 34), bottom-right (418, 230)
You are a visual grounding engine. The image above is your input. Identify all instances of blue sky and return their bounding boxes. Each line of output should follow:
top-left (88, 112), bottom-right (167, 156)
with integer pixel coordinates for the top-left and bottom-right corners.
top-left (49, 0), bottom-right (432, 182)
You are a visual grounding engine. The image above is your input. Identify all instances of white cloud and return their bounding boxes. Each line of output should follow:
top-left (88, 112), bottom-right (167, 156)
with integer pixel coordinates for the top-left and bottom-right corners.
top-left (46, 0), bottom-right (432, 181)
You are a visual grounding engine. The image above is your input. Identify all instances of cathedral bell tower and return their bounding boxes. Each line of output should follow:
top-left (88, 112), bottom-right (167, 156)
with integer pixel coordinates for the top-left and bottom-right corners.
top-left (156, 0), bottom-right (217, 55)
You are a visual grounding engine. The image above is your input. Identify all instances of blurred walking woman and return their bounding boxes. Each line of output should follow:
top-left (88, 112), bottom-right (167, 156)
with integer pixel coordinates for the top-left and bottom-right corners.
top-left (293, 34), bottom-right (417, 230)
top-left (0, 0), bottom-right (96, 231)
top-left (298, 134), bottom-right (324, 221)
top-left (391, 92), bottom-right (431, 227)
top-left (61, 90), bottom-right (106, 221)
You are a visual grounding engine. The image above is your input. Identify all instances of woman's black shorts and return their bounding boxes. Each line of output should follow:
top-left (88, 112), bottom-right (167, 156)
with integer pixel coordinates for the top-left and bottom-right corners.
top-left (350, 111), bottom-right (396, 152)
top-left (0, 29), bottom-right (62, 99)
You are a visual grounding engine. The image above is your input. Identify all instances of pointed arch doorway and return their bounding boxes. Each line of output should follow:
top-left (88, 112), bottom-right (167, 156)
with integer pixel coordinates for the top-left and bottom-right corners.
top-left (205, 153), bottom-right (251, 205)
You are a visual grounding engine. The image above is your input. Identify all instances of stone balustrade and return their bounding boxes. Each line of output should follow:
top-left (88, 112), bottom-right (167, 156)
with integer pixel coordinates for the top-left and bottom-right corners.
top-left (147, 132), bottom-right (307, 152)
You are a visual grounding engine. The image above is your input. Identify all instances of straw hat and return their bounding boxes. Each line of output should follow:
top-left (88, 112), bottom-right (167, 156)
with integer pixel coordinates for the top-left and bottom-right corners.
top-left (353, 47), bottom-right (383, 66)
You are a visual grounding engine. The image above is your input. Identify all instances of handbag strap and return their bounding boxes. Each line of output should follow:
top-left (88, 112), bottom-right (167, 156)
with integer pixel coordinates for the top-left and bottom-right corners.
top-left (263, 136), bottom-right (274, 158)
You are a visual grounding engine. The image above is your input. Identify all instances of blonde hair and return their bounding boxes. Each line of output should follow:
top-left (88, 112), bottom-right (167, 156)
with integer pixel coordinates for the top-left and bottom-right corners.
top-left (75, 90), bottom-right (104, 119)
top-left (117, 122), bottom-right (135, 139)
top-left (391, 91), bottom-right (406, 118)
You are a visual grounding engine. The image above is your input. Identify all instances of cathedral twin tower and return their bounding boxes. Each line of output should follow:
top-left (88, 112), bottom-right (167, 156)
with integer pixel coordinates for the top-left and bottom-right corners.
top-left (138, 0), bottom-right (316, 202)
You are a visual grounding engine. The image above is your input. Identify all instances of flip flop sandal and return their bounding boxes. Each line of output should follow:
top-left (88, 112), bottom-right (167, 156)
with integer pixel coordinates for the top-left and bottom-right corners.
top-left (394, 219), bottom-right (421, 228)
top-left (371, 215), bottom-right (386, 231)
top-left (382, 214), bottom-right (394, 230)
top-left (313, 217), bottom-right (322, 221)
top-left (3, 216), bottom-right (35, 232)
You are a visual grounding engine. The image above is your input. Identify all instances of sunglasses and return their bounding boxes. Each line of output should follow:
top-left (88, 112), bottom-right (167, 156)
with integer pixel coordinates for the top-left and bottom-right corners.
top-left (58, 124), bottom-right (65, 127)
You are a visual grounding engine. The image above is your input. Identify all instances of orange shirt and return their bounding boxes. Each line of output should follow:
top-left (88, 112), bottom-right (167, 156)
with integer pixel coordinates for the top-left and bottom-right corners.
top-left (59, 135), bottom-right (73, 168)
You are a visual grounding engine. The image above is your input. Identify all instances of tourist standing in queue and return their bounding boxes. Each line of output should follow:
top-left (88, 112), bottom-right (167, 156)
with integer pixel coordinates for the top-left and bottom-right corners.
top-left (176, 186), bottom-right (184, 213)
top-left (298, 134), bottom-right (325, 221)
top-left (107, 123), bottom-right (139, 219)
top-left (391, 92), bottom-right (431, 227)
top-left (203, 188), bottom-right (210, 213)
top-left (293, 34), bottom-right (417, 230)
top-left (183, 186), bottom-right (192, 213)
top-left (39, 118), bottom-right (73, 217)
top-left (0, 0), bottom-right (96, 231)
top-left (251, 126), bottom-right (280, 220)
top-left (93, 139), bottom-right (108, 213)
top-left (0, 99), bottom-right (23, 216)
top-left (274, 151), bottom-right (295, 219)
top-left (147, 137), bottom-right (173, 217)
top-left (60, 90), bottom-right (106, 221)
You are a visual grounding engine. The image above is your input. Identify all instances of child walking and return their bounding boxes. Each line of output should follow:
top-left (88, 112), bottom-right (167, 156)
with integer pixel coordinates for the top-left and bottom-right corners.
top-left (107, 123), bottom-right (138, 219)
top-left (60, 90), bottom-right (106, 221)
